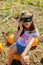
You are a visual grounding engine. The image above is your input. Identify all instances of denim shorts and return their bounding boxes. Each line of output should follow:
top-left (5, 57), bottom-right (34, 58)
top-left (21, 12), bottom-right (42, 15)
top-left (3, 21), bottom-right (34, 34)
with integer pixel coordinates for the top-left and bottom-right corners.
top-left (15, 42), bottom-right (26, 54)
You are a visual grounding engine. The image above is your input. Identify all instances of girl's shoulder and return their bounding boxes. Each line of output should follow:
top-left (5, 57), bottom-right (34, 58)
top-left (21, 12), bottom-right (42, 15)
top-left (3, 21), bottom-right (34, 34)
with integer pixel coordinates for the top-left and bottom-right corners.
top-left (31, 27), bottom-right (39, 37)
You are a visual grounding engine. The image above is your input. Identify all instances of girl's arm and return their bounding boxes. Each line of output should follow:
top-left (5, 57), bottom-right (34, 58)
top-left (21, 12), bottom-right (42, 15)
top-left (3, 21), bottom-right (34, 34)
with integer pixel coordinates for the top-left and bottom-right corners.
top-left (21, 37), bottom-right (35, 56)
top-left (13, 22), bottom-right (23, 43)
top-left (13, 29), bottom-right (23, 42)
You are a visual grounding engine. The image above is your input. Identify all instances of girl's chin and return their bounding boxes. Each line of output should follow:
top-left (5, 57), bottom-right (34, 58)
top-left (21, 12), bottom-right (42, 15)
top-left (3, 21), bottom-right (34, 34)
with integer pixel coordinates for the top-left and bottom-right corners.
top-left (23, 25), bottom-right (29, 30)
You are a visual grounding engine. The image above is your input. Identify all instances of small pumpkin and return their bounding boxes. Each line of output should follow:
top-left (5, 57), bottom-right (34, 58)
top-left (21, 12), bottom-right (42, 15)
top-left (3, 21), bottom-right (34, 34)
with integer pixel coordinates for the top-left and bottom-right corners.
top-left (14, 54), bottom-right (21, 61)
top-left (32, 38), bottom-right (38, 47)
top-left (14, 54), bottom-right (29, 62)
top-left (0, 43), bottom-right (3, 53)
top-left (8, 34), bottom-right (14, 44)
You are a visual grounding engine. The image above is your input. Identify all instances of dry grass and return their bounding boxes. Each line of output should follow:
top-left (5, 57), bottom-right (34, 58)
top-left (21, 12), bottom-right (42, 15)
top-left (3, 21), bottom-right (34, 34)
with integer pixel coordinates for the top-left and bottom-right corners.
top-left (0, 0), bottom-right (43, 65)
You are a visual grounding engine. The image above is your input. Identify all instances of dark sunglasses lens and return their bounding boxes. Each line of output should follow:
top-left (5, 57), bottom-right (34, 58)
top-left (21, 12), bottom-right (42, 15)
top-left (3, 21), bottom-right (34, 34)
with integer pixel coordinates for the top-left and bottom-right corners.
top-left (19, 15), bottom-right (33, 22)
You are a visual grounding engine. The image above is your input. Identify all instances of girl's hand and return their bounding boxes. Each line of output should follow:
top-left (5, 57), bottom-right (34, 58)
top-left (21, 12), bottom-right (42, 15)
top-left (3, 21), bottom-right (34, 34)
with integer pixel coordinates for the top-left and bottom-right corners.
top-left (18, 22), bottom-right (23, 31)
top-left (21, 55), bottom-right (29, 65)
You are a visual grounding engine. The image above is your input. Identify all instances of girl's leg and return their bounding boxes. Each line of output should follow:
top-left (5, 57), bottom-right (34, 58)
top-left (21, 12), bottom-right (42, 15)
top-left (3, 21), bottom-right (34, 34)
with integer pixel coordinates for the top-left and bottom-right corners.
top-left (7, 45), bottom-right (18, 65)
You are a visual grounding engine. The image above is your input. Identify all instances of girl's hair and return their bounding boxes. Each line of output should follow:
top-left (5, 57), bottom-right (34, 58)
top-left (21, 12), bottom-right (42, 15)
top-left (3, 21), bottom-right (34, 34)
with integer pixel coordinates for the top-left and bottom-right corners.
top-left (28, 21), bottom-right (35, 31)
top-left (18, 11), bottom-right (35, 36)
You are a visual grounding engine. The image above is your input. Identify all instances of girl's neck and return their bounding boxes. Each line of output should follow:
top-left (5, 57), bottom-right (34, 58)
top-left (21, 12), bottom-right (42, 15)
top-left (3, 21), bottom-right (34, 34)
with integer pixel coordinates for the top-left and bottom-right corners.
top-left (23, 25), bottom-right (35, 33)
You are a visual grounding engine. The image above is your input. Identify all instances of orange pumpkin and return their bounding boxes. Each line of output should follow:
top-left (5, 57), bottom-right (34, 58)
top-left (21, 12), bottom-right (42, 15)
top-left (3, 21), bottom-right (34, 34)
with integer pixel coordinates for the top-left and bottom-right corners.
top-left (0, 43), bottom-right (3, 53)
top-left (8, 34), bottom-right (14, 44)
top-left (13, 54), bottom-right (29, 62)
top-left (32, 38), bottom-right (38, 47)
top-left (14, 54), bottom-right (21, 61)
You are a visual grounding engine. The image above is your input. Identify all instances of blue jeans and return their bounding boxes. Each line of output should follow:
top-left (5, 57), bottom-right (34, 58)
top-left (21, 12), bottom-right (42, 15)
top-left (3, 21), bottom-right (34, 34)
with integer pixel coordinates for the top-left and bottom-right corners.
top-left (15, 42), bottom-right (26, 54)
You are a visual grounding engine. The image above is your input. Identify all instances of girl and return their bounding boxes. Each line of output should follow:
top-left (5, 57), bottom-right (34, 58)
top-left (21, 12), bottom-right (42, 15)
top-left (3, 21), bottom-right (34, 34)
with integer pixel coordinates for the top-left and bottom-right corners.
top-left (7, 11), bottom-right (39, 65)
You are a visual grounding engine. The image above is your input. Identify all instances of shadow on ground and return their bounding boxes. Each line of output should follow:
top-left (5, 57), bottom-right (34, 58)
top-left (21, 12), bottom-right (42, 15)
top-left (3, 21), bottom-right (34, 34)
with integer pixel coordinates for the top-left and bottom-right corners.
top-left (11, 59), bottom-right (22, 65)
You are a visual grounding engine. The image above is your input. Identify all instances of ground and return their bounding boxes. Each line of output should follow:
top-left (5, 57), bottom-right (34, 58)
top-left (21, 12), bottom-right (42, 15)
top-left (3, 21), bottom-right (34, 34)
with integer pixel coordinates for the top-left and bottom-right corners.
top-left (0, 1), bottom-right (43, 65)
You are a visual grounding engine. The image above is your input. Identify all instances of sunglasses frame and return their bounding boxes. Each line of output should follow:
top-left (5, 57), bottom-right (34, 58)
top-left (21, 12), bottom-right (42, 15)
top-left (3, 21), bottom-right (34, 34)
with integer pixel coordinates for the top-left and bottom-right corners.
top-left (19, 15), bottom-right (33, 22)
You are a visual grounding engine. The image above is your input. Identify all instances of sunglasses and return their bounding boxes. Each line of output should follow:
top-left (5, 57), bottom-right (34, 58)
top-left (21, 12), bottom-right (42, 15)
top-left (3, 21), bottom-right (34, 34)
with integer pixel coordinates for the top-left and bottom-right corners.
top-left (19, 15), bottom-right (33, 22)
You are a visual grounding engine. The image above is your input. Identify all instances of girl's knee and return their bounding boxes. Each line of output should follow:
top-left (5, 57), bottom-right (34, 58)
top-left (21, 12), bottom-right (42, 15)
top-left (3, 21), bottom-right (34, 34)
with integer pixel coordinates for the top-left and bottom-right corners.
top-left (10, 44), bottom-right (15, 50)
top-left (10, 44), bottom-right (18, 53)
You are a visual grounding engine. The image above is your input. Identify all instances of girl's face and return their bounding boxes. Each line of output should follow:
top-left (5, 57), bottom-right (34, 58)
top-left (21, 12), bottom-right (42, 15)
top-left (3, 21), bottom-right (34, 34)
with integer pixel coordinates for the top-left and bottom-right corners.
top-left (23, 21), bottom-right (32, 29)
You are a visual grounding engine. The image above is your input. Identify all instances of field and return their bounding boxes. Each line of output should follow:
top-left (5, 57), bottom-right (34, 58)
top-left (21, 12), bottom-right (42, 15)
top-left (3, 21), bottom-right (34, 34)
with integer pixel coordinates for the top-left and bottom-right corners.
top-left (0, 0), bottom-right (43, 65)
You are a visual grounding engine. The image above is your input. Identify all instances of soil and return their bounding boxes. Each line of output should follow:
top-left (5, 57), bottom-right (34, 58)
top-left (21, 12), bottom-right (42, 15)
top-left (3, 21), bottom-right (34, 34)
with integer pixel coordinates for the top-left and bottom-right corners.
top-left (0, 1), bottom-right (43, 65)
